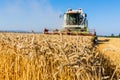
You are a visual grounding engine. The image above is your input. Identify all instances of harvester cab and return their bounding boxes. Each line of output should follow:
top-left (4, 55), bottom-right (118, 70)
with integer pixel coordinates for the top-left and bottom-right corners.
top-left (63, 8), bottom-right (88, 32)
top-left (44, 8), bottom-right (96, 36)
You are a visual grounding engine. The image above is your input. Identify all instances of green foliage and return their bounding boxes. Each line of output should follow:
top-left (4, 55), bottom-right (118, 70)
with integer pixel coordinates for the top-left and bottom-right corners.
top-left (111, 33), bottom-right (114, 37)
top-left (118, 33), bottom-right (120, 37)
top-left (99, 33), bottom-right (120, 38)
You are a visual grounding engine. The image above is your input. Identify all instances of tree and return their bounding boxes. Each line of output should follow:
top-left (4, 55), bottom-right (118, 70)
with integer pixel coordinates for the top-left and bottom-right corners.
top-left (118, 33), bottom-right (120, 37)
top-left (111, 33), bottom-right (114, 37)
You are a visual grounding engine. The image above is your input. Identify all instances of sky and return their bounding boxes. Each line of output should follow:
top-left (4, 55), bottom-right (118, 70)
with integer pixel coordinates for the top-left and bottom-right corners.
top-left (0, 0), bottom-right (120, 35)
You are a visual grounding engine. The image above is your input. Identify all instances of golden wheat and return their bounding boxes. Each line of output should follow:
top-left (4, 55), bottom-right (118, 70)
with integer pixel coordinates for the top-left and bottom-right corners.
top-left (0, 32), bottom-right (117, 80)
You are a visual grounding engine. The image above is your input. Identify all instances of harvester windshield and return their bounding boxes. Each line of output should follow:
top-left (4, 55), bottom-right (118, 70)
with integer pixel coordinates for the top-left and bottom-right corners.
top-left (66, 12), bottom-right (87, 25)
top-left (66, 13), bottom-right (79, 25)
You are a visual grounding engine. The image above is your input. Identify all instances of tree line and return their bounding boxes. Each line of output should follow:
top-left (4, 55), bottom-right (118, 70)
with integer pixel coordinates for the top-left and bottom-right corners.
top-left (102, 33), bottom-right (120, 38)
top-left (110, 33), bottom-right (120, 38)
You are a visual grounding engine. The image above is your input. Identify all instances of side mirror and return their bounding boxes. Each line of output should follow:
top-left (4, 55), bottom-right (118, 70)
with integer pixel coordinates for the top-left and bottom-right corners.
top-left (85, 13), bottom-right (87, 17)
top-left (59, 14), bottom-right (63, 18)
top-left (59, 13), bottom-right (66, 18)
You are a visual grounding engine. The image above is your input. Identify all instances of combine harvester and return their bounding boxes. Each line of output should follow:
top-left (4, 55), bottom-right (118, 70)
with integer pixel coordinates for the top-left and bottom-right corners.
top-left (44, 8), bottom-right (96, 37)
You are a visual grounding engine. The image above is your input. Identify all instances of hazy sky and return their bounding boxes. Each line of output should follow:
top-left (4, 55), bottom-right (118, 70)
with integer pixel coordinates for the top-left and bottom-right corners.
top-left (0, 0), bottom-right (120, 35)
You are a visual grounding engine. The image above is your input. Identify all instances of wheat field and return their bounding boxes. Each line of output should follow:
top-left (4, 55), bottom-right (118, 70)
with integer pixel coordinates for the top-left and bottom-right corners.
top-left (0, 33), bottom-right (118, 80)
